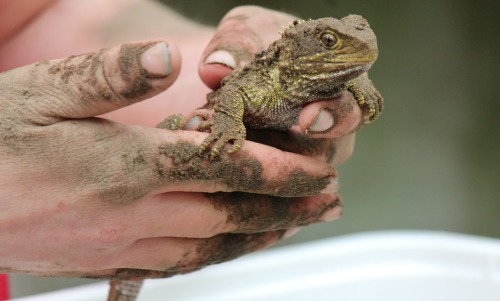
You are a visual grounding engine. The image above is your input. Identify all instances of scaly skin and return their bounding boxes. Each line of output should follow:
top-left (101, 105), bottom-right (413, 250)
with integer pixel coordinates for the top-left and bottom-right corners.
top-left (197, 14), bottom-right (382, 158)
top-left (107, 14), bottom-right (382, 301)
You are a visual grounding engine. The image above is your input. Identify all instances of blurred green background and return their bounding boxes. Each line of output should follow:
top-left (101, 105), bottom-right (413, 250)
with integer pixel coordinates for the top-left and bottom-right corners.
top-left (10, 0), bottom-right (499, 297)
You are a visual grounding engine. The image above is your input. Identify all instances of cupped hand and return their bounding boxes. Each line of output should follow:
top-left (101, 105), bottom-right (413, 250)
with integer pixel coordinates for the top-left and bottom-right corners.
top-left (0, 39), bottom-right (340, 279)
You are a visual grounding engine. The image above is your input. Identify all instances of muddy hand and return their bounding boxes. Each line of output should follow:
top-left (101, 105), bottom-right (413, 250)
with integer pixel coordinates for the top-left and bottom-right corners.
top-left (0, 39), bottom-right (339, 278)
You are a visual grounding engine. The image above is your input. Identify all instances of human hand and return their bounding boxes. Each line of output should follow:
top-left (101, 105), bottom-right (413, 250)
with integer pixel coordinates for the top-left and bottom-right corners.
top-left (0, 40), bottom-right (340, 279)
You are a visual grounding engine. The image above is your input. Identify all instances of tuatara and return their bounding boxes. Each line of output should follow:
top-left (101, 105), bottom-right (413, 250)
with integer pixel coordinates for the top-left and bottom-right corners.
top-left (186, 14), bottom-right (383, 158)
top-left (108, 14), bottom-right (382, 301)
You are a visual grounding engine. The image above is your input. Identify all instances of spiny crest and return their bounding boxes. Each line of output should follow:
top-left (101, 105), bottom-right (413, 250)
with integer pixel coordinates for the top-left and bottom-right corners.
top-left (279, 18), bottom-right (312, 36)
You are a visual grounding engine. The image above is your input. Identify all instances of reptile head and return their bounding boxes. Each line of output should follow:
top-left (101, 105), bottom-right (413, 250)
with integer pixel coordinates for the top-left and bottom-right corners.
top-left (280, 15), bottom-right (378, 86)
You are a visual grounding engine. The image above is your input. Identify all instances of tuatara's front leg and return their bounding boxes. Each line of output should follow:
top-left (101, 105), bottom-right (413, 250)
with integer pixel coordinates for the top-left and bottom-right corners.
top-left (197, 89), bottom-right (246, 159)
top-left (347, 73), bottom-right (383, 123)
top-left (157, 105), bottom-right (246, 160)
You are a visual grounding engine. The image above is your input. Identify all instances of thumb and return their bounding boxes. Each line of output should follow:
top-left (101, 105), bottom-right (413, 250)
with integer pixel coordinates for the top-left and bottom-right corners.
top-left (0, 40), bottom-right (181, 123)
top-left (198, 6), bottom-right (295, 89)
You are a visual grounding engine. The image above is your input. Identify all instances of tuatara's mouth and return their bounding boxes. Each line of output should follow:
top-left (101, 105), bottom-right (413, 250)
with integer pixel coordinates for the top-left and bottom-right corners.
top-left (327, 50), bottom-right (378, 64)
top-left (294, 50), bottom-right (377, 75)
top-left (295, 58), bottom-right (374, 78)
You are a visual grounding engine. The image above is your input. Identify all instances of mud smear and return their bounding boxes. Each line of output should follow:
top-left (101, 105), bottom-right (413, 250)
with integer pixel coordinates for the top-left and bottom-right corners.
top-left (207, 192), bottom-right (341, 233)
top-left (108, 269), bottom-right (160, 280)
top-left (46, 41), bottom-right (160, 107)
top-left (94, 135), bottom-right (331, 205)
top-left (93, 113), bottom-right (332, 205)
top-left (110, 231), bottom-right (285, 280)
top-left (47, 51), bottom-right (116, 104)
top-left (156, 114), bottom-right (185, 130)
top-left (0, 113), bottom-right (29, 151)
top-left (94, 131), bottom-right (160, 205)
top-left (156, 141), bottom-right (331, 197)
top-left (337, 97), bottom-right (355, 121)
top-left (185, 231), bottom-right (284, 269)
top-left (119, 42), bottom-right (156, 99)
top-left (107, 143), bottom-right (339, 278)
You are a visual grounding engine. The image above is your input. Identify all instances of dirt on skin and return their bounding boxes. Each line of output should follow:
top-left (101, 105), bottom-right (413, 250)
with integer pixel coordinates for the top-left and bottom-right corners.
top-left (90, 120), bottom-right (338, 281)
top-left (157, 117), bottom-right (335, 197)
top-left (6, 42), bottom-right (174, 205)
top-left (96, 119), bottom-right (334, 281)
top-left (118, 42), bottom-right (159, 99)
top-left (91, 130), bottom-right (333, 205)
top-left (156, 141), bottom-right (332, 197)
top-left (109, 231), bottom-right (286, 280)
top-left (207, 191), bottom-right (341, 233)
top-left (2, 40), bottom-right (339, 281)
top-left (48, 50), bottom-right (117, 104)
top-left (1, 40), bottom-right (158, 153)
top-left (47, 41), bottom-right (158, 104)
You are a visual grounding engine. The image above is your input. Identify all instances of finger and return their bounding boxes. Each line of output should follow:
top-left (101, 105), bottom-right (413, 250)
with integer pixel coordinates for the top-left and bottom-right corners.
top-left (201, 192), bottom-right (342, 235)
top-left (1, 40), bottom-right (181, 123)
top-left (198, 6), bottom-right (296, 89)
top-left (111, 191), bottom-right (342, 240)
top-left (297, 92), bottom-right (363, 139)
top-left (245, 127), bottom-right (357, 166)
top-left (149, 129), bottom-right (338, 197)
top-left (21, 119), bottom-right (336, 208)
top-left (110, 231), bottom-right (287, 278)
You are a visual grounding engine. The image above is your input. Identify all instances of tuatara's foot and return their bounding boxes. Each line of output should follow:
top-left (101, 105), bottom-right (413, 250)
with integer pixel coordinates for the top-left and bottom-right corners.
top-left (348, 73), bottom-right (383, 124)
top-left (197, 111), bottom-right (246, 159)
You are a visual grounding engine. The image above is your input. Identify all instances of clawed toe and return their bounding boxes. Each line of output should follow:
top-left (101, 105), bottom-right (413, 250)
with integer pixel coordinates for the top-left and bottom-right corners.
top-left (192, 111), bottom-right (246, 159)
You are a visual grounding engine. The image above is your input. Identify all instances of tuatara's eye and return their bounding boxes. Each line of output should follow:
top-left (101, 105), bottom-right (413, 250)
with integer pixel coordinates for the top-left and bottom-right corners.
top-left (320, 31), bottom-right (340, 49)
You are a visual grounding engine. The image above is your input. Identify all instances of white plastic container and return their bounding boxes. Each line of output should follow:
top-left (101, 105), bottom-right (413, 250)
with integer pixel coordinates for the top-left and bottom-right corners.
top-left (13, 231), bottom-right (500, 301)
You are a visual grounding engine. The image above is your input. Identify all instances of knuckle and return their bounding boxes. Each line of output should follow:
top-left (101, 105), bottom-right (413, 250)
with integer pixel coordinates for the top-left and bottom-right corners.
top-left (48, 51), bottom-right (121, 103)
top-left (0, 115), bottom-right (56, 153)
top-left (93, 134), bottom-right (156, 204)
top-left (84, 51), bottom-right (123, 103)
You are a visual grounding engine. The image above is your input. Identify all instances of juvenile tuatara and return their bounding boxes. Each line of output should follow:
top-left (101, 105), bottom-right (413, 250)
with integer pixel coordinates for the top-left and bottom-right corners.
top-left (186, 14), bottom-right (383, 158)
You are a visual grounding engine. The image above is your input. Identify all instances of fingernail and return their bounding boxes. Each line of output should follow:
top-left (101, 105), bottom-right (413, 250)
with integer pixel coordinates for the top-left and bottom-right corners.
top-left (204, 50), bottom-right (236, 69)
top-left (182, 116), bottom-right (201, 130)
top-left (320, 205), bottom-right (343, 222)
top-left (141, 42), bottom-right (171, 77)
top-left (283, 228), bottom-right (301, 239)
top-left (308, 109), bottom-right (335, 133)
top-left (321, 177), bottom-right (339, 194)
